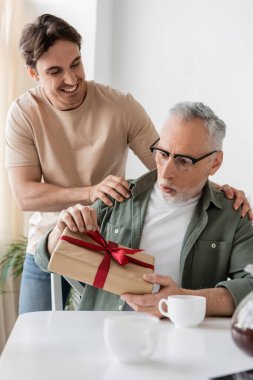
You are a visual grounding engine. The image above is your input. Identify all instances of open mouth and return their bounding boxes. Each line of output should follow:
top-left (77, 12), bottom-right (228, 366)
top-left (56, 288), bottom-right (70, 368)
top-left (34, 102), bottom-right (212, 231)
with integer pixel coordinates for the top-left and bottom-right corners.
top-left (160, 185), bottom-right (176, 194)
top-left (60, 83), bottom-right (79, 94)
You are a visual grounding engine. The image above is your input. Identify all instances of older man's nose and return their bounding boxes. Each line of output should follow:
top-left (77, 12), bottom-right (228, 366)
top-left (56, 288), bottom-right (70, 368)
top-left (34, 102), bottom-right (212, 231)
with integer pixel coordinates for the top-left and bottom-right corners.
top-left (160, 156), bottom-right (176, 178)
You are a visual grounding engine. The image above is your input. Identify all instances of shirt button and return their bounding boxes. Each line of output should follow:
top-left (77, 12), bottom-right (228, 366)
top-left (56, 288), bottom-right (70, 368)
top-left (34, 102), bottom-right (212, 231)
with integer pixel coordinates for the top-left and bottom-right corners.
top-left (118, 304), bottom-right (123, 310)
top-left (115, 229), bottom-right (119, 234)
top-left (211, 243), bottom-right (216, 248)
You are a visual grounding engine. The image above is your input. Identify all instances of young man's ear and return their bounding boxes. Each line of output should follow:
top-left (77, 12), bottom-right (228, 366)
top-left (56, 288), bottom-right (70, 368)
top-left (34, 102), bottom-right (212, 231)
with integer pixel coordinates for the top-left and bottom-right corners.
top-left (26, 66), bottom-right (39, 81)
top-left (210, 151), bottom-right (223, 176)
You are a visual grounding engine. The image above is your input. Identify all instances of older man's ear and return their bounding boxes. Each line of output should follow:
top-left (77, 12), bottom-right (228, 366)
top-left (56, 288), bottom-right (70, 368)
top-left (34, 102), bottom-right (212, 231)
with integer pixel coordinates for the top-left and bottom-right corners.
top-left (209, 151), bottom-right (223, 176)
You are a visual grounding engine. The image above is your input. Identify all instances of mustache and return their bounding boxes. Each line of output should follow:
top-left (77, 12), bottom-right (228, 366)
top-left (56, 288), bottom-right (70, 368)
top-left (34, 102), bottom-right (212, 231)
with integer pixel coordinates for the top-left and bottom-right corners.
top-left (159, 179), bottom-right (176, 190)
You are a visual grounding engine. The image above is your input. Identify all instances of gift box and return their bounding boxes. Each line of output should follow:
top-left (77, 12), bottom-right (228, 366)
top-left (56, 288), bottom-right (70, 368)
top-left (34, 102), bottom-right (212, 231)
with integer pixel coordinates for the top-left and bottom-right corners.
top-left (48, 227), bottom-right (155, 295)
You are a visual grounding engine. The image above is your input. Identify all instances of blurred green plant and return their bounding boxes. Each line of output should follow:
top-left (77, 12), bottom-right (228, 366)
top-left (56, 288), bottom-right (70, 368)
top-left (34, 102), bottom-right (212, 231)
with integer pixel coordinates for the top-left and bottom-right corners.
top-left (65, 288), bottom-right (80, 310)
top-left (0, 237), bottom-right (79, 309)
top-left (0, 237), bottom-right (27, 293)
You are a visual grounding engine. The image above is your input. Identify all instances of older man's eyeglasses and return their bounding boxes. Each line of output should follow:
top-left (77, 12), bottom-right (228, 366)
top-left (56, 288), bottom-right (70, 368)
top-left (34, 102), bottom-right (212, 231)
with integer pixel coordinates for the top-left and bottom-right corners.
top-left (150, 139), bottom-right (217, 172)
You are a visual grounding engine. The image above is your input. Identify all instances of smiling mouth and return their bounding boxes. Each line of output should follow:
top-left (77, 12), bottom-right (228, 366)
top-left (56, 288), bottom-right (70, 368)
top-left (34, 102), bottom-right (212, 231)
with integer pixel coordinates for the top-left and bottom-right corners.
top-left (60, 83), bottom-right (78, 93)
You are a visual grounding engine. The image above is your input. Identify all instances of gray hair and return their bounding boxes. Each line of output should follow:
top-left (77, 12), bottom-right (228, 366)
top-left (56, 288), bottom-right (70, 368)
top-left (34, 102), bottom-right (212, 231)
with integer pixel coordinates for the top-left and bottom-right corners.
top-left (169, 101), bottom-right (226, 150)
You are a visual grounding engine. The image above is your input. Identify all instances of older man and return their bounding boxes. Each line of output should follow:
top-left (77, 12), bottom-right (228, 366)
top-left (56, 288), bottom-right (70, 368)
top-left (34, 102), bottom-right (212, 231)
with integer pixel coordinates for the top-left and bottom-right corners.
top-left (36, 102), bottom-right (253, 317)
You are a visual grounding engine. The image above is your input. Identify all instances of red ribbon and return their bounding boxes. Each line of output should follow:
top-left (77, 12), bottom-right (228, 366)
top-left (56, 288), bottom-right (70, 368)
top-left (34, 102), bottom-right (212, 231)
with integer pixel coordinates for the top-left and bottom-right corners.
top-left (61, 230), bottom-right (154, 289)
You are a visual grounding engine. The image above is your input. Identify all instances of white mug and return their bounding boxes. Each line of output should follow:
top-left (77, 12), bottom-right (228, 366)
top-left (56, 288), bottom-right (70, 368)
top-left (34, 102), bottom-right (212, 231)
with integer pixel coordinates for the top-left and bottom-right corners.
top-left (104, 314), bottom-right (159, 363)
top-left (158, 295), bottom-right (206, 327)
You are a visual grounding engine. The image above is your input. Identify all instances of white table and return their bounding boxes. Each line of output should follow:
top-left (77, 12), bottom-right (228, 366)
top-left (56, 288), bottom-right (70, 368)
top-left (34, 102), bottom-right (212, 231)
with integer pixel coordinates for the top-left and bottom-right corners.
top-left (0, 311), bottom-right (252, 380)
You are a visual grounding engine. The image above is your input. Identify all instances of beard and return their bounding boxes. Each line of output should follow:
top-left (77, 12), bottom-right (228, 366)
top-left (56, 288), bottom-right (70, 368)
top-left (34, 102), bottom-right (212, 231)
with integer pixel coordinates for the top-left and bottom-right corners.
top-left (158, 178), bottom-right (205, 203)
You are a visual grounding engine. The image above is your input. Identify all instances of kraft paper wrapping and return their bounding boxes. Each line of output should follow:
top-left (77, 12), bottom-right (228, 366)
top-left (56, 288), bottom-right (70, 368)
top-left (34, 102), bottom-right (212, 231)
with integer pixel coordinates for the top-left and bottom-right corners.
top-left (48, 227), bottom-right (154, 295)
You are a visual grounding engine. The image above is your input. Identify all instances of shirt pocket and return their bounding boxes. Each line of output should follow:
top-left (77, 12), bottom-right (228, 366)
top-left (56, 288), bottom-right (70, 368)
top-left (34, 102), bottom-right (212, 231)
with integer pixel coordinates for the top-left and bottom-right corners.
top-left (105, 222), bottom-right (132, 247)
top-left (190, 240), bottom-right (232, 288)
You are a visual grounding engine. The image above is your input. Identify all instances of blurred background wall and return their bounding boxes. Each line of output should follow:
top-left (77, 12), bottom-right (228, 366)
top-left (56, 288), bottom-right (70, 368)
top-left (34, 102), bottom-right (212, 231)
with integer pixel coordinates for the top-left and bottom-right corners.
top-left (29, 0), bottom-right (253, 199)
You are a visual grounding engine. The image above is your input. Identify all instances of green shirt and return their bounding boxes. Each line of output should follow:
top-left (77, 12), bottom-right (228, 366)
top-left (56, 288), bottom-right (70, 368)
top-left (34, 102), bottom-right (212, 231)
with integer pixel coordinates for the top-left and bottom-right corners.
top-left (35, 170), bottom-right (253, 310)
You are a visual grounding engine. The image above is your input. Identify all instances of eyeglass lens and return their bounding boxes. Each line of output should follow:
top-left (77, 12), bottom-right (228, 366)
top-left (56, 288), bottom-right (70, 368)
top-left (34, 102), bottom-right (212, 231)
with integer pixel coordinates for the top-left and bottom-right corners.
top-left (154, 150), bottom-right (193, 171)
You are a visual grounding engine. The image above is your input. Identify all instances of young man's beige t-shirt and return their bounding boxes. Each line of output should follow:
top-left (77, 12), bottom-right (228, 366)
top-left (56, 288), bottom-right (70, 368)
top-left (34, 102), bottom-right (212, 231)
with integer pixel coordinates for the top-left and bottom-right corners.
top-left (5, 81), bottom-right (158, 254)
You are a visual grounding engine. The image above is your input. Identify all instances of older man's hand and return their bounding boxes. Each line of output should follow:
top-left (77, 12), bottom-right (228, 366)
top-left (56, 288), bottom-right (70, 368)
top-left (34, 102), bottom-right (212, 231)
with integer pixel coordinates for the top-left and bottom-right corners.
top-left (121, 273), bottom-right (235, 317)
top-left (121, 274), bottom-right (184, 318)
top-left (47, 205), bottom-right (98, 255)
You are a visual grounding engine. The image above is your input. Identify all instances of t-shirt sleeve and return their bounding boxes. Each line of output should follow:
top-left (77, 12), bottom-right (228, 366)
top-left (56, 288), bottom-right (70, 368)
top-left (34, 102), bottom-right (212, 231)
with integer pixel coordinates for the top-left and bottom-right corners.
top-left (5, 101), bottom-right (40, 167)
top-left (125, 94), bottom-right (159, 170)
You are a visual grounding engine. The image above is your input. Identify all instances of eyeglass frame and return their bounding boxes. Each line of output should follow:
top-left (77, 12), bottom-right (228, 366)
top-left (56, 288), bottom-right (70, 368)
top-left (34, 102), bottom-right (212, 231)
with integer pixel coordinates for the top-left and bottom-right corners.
top-left (149, 138), bottom-right (217, 168)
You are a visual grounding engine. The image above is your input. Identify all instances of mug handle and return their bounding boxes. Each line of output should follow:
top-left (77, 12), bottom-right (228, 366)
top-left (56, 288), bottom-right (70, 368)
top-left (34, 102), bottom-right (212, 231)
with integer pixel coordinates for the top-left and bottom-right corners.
top-left (158, 298), bottom-right (169, 318)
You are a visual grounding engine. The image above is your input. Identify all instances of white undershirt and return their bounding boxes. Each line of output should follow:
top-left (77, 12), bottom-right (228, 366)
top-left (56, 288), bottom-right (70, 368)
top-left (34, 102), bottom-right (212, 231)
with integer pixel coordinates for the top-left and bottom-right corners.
top-left (139, 182), bottom-right (200, 289)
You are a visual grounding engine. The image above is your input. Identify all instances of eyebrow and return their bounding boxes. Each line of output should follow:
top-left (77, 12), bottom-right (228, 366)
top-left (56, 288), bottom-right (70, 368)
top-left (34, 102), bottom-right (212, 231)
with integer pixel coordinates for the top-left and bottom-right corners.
top-left (157, 145), bottom-right (194, 158)
top-left (45, 56), bottom-right (81, 73)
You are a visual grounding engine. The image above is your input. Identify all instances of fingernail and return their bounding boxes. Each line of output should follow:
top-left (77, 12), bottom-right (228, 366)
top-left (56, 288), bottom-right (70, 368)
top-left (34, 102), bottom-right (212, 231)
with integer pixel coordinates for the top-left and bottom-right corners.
top-left (86, 224), bottom-right (93, 231)
top-left (72, 226), bottom-right (77, 232)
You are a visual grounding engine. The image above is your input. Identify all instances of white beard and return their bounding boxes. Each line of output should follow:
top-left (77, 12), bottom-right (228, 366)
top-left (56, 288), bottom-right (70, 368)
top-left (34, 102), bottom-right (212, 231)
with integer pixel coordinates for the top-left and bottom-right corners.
top-left (158, 179), bottom-right (206, 204)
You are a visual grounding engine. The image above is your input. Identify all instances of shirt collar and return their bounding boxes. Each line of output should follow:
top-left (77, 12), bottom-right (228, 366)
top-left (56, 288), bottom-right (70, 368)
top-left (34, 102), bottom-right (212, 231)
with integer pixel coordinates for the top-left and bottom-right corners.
top-left (202, 181), bottom-right (222, 210)
top-left (129, 169), bottom-right (157, 196)
top-left (129, 170), bottom-right (222, 210)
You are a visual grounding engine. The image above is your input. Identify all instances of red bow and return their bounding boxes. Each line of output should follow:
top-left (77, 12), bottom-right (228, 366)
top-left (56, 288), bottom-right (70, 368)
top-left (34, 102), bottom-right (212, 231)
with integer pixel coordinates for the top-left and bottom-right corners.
top-left (61, 230), bottom-right (154, 289)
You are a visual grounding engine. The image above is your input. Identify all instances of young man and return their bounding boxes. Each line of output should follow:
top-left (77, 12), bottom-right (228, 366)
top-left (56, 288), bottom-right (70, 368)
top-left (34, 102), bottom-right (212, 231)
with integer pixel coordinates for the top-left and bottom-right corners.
top-left (36, 102), bottom-right (253, 317)
top-left (5, 14), bottom-right (159, 313)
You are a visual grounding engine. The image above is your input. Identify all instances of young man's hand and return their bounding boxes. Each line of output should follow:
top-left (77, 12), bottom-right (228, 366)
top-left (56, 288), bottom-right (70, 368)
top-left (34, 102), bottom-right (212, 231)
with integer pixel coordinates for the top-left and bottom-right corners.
top-left (88, 175), bottom-right (130, 206)
top-left (213, 183), bottom-right (252, 220)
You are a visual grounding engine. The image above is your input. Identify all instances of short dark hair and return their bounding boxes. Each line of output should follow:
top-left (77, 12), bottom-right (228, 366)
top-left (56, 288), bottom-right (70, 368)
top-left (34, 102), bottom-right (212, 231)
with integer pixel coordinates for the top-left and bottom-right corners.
top-left (19, 14), bottom-right (82, 68)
